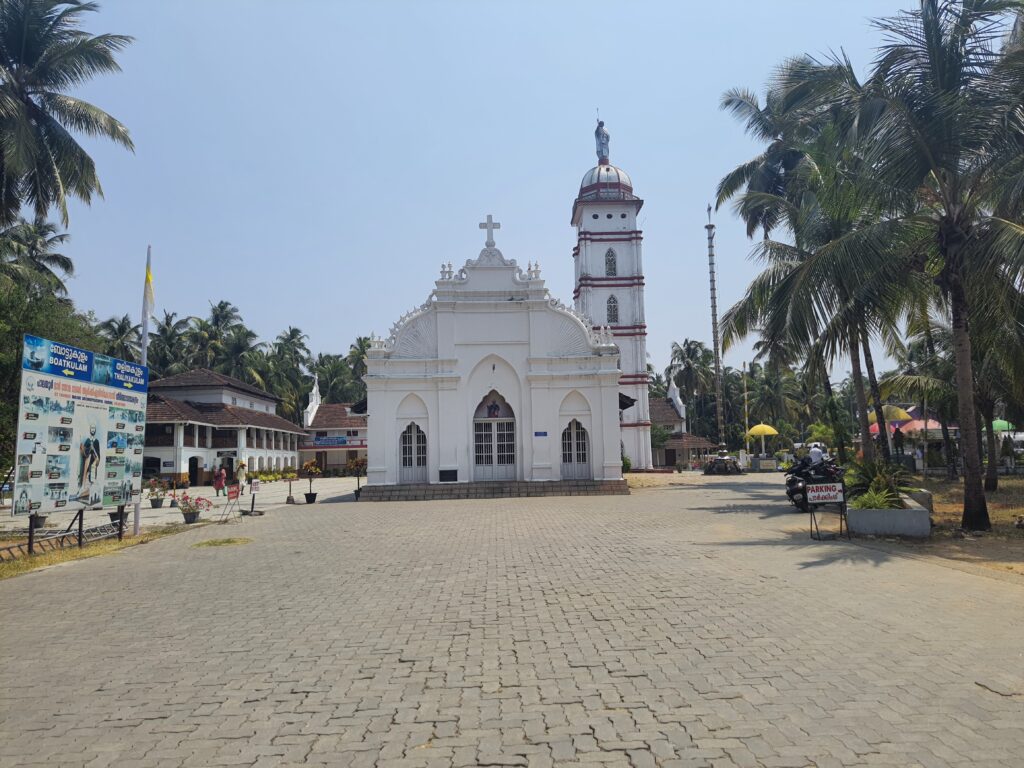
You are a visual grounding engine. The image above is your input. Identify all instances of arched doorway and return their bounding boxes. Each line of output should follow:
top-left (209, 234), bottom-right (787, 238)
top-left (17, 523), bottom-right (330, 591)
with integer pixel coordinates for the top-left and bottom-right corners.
top-left (561, 420), bottom-right (591, 479)
top-left (399, 422), bottom-right (427, 484)
top-left (188, 456), bottom-right (200, 486)
top-left (473, 391), bottom-right (516, 481)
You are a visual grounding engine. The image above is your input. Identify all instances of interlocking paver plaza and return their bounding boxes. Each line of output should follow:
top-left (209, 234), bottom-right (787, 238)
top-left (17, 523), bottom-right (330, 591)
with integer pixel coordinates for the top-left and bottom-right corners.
top-left (1, 476), bottom-right (1022, 767)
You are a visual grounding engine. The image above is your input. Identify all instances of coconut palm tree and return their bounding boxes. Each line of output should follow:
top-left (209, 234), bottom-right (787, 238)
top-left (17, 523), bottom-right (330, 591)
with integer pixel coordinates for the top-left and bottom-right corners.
top-left (207, 300), bottom-right (242, 340)
top-left (0, 217), bottom-right (71, 293)
top-left (713, 73), bottom-right (899, 463)
top-left (778, 0), bottom-right (1024, 529)
top-left (96, 313), bottom-right (140, 361)
top-left (183, 318), bottom-right (223, 370)
top-left (147, 310), bottom-right (190, 377)
top-left (0, 0), bottom-right (133, 226)
top-left (667, 339), bottom-right (714, 431)
top-left (218, 326), bottom-right (266, 386)
top-left (347, 336), bottom-right (371, 381)
top-left (276, 327), bottom-right (311, 371)
top-left (715, 87), bottom-right (814, 239)
top-left (314, 353), bottom-right (362, 403)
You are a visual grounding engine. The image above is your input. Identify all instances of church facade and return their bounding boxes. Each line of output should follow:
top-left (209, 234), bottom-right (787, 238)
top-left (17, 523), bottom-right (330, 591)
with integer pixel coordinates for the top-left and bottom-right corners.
top-left (365, 125), bottom-right (652, 486)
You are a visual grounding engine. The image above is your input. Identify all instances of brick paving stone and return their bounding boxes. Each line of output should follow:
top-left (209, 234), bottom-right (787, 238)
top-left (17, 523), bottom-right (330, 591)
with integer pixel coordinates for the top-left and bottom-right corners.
top-left (1, 475), bottom-right (1023, 767)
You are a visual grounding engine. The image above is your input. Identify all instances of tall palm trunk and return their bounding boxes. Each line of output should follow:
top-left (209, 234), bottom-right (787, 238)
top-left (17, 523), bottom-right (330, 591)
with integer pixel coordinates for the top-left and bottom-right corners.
top-left (860, 326), bottom-right (892, 464)
top-left (940, 417), bottom-right (958, 481)
top-left (949, 270), bottom-right (989, 530)
top-left (978, 400), bottom-right (998, 492)
top-left (924, 328), bottom-right (958, 480)
top-left (819, 360), bottom-right (847, 463)
top-left (848, 325), bottom-right (873, 462)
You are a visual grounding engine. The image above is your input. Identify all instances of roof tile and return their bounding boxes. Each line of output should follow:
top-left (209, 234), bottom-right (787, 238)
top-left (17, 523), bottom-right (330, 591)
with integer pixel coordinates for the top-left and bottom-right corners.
top-left (149, 368), bottom-right (278, 401)
top-left (145, 395), bottom-right (304, 434)
top-left (309, 403), bottom-right (367, 430)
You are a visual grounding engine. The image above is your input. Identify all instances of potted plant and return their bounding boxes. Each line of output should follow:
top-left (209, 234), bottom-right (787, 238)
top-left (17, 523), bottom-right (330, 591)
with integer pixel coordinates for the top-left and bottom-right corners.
top-left (346, 456), bottom-right (367, 499)
top-left (301, 459), bottom-right (321, 504)
top-left (146, 478), bottom-right (167, 508)
top-left (177, 492), bottom-right (211, 524)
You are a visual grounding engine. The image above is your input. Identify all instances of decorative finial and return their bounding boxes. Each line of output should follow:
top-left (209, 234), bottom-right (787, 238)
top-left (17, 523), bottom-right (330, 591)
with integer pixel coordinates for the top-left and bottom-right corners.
top-left (479, 214), bottom-right (501, 248)
top-left (707, 203), bottom-right (712, 224)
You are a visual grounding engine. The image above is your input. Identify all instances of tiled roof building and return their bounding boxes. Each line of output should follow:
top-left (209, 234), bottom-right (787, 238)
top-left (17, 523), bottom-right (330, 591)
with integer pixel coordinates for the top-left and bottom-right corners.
top-left (144, 369), bottom-right (302, 485)
top-left (300, 382), bottom-right (368, 472)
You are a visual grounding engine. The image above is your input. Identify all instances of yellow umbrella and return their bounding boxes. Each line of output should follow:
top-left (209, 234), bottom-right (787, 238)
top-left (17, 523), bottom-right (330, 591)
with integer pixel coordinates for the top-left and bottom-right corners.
top-left (867, 405), bottom-right (912, 424)
top-left (746, 423), bottom-right (778, 456)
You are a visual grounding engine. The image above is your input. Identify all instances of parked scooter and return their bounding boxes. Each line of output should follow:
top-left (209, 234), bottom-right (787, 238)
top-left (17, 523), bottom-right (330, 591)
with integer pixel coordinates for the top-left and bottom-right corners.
top-left (784, 456), bottom-right (843, 512)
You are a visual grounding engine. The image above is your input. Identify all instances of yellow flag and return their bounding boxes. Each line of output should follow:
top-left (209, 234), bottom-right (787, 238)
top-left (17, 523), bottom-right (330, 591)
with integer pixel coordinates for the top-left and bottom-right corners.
top-left (143, 246), bottom-right (155, 316)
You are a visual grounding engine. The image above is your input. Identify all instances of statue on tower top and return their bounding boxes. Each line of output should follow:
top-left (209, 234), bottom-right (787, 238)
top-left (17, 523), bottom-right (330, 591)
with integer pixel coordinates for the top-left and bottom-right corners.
top-left (595, 120), bottom-right (610, 164)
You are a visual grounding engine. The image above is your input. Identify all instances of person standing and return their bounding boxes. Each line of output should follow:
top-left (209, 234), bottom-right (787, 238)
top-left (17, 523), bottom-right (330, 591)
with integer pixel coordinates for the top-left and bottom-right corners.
top-left (213, 465), bottom-right (226, 497)
top-left (893, 426), bottom-right (905, 457)
top-left (809, 444), bottom-right (824, 465)
top-left (236, 461), bottom-right (247, 495)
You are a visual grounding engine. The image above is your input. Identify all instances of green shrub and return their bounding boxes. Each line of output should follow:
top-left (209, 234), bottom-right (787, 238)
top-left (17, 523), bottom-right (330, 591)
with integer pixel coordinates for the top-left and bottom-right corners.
top-left (622, 454), bottom-right (632, 472)
top-left (845, 459), bottom-right (910, 499)
top-left (849, 487), bottom-right (900, 509)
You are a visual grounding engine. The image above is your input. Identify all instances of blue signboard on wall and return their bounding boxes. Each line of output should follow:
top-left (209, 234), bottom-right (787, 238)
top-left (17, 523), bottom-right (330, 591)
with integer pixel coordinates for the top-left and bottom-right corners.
top-left (22, 335), bottom-right (148, 392)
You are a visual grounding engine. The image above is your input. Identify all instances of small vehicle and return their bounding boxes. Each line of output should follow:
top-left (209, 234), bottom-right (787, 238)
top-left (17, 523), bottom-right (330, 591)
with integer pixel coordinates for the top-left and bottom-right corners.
top-left (785, 456), bottom-right (843, 512)
top-left (704, 451), bottom-right (743, 475)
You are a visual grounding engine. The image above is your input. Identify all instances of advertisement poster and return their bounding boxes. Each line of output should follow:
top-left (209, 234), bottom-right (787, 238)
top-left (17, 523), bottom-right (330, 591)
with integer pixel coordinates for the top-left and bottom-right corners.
top-left (12, 335), bottom-right (148, 516)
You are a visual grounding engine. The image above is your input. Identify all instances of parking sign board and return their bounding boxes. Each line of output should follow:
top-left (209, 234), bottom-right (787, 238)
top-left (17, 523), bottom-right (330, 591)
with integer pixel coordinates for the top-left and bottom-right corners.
top-left (806, 482), bottom-right (844, 505)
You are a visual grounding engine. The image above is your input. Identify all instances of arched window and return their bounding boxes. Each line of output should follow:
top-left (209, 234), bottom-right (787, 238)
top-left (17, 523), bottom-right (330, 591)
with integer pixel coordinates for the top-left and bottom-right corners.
top-left (399, 422), bottom-right (427, 484)
top-left (604, 248), bottom-right (617, 276)
top-left (606, 295), bottom-right (619, 324)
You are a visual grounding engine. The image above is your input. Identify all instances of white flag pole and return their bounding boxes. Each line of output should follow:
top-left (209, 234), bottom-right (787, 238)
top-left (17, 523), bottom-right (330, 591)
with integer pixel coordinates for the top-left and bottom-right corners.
top-left (134, 245), bottom-right (152, 536)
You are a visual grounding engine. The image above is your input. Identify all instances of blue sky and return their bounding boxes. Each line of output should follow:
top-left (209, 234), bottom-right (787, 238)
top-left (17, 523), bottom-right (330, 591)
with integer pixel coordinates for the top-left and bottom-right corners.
top-left (64, 0), bottom-right (902, 379)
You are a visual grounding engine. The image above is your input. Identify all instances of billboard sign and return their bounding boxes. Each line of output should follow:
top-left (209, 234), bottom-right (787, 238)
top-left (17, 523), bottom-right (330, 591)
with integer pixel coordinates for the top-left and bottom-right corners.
top-left (12, 335), bottom-right (148, 516)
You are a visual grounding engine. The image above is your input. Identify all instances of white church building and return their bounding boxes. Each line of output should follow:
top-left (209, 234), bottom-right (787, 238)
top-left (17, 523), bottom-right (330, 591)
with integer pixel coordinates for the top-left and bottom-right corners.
top-left (364, 123), bottom-right (652, 489)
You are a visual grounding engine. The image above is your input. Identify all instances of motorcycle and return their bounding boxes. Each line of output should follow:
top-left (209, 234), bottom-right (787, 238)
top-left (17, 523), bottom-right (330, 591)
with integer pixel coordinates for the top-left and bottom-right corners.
top-left (784, 456), bottom-right (843, 512)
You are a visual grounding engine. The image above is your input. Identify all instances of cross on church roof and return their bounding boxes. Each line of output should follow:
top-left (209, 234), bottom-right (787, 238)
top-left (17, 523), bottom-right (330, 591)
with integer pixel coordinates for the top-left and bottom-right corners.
top-left (479, 214), bottom-right (500, 247)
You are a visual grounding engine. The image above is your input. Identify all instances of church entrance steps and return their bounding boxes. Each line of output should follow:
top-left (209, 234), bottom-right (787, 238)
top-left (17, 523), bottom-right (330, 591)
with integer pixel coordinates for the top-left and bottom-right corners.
top-left (359, 479), bottom-right (628, 502)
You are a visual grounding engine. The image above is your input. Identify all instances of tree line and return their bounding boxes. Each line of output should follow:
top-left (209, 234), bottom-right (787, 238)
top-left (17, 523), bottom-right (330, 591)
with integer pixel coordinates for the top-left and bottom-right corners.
top-left (703, 1), bottom-right (1024, 530)
top-left (96, 302), bottom-right (370, 422)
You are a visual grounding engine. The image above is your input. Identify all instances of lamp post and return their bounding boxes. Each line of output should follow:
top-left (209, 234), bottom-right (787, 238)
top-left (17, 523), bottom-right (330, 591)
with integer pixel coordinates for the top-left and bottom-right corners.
top-left (742, 361), bottom-right (750, 458)
top-left (706, 206), bottom-right (726, 456)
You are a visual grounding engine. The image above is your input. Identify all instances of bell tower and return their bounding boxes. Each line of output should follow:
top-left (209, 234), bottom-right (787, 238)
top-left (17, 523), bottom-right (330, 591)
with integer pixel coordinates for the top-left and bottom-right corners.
top-left (571, 121), bottom-right (652, 469)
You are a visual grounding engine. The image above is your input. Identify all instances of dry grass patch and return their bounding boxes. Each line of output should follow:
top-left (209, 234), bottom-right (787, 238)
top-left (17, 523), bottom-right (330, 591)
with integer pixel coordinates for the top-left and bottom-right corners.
top-left (0, 523), bottom-right (208, 580)
top-left (192, 537), bottom-right (252, 548)
top-left (889, 475), bottom-right (1024, 577)
top-left (626, 472), bottom-right (703, 489)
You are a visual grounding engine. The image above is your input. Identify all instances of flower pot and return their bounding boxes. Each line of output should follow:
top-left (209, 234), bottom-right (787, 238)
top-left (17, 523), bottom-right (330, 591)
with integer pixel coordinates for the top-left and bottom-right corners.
top-left (149, 498), bottom-right (164, 509)
top-left (181, 511), bottom-right (200, 524)
top-left (304, 492), bottom-right (317, 504)
top-left (30, 515), bottom-right (47, 530)
top-left (108, 510), bottom-right (127, 525)
top-left (169, 498), bottom-right (178, 508)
